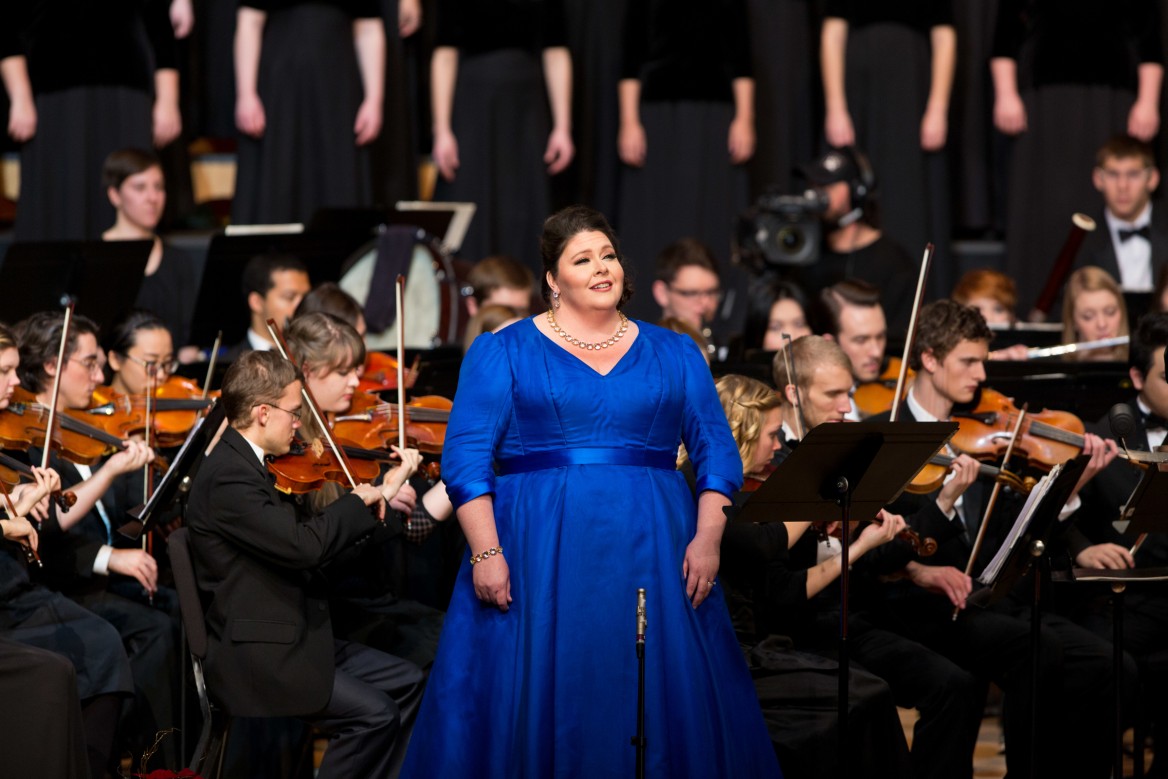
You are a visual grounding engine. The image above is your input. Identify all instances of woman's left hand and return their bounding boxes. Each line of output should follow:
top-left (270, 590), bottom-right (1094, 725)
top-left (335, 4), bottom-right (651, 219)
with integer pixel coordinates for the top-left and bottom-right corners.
top-left (152, 99), bottom-right (182, 148)
top-left (682, 537), bottom-right (720, 608)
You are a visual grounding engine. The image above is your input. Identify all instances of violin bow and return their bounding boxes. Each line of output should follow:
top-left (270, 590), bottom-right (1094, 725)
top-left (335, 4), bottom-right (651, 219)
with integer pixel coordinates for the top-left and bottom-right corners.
top-left (953, 403), bottom-right (1028, 620)
top-left (780, 333), bottom-right (807, 440)
top-left (890, 243), bottom-right (934, 422)
top-left (201, 330), bottom-right (222, 401)
top-left (266, 318), bottom-right (359, 488)
top-left (40, 303), bottom-right (75, 470)
top-left (0, 477), bottom-right (41, 567)
top-left (141, 359), bottom-right (157, 556)
top-left (396, 275), bottom-right (407, 452)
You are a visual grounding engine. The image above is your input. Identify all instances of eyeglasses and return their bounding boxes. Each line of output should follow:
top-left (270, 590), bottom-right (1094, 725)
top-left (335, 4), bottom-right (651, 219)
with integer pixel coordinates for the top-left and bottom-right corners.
top-left (121, 353), bottom-right (180, 376)
top-left (69, 356), bottom-right (106, 374)
top-left (1099, 167), bottom-right (1153, 184)
top-left (668, 285), bottom-right (722, 301)
top-left (255, 403), bottom-right (302, 422)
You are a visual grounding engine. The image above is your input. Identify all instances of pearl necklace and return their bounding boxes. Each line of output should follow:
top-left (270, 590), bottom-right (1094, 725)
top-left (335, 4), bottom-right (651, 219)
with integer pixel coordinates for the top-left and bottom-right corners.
top-left (546, 309), bottom-right (629, 350)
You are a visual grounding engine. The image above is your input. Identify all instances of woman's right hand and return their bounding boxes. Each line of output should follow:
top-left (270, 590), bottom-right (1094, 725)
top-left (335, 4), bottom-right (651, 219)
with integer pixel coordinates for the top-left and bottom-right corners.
top-left (236, 92), bottom-right (267, 138)
top-left (473, 554), bottom-right (511, 612)
top-left (618, 121), bottom-right (647, 167)
top-left (432, 129), bottom-right (460, 181)
top-left (993, 91), bottom-right (1027, 135)
top-left (824, 106), bottom-right (855, 147)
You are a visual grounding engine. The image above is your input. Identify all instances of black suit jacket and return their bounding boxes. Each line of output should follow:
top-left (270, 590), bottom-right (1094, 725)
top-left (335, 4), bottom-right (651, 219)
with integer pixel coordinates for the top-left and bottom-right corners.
top-left (1062, 408), bottom-right (1166, 566)
top-left (1077, 208), bottom-right (1168, 289)
top-left (187, 427), bottom-right (379, 717)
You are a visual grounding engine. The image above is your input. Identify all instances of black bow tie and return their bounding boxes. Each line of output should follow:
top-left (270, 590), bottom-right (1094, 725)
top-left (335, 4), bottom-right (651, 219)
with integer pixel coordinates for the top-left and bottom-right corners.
top-left (1119, 225), bottom-right (1152, 243)
top-left (1143, 409), bottom-right (1168, 431)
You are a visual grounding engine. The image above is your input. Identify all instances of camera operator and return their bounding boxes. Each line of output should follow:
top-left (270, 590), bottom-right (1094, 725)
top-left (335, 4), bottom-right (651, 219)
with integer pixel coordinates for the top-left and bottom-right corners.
top-left (797, 146), bottom-right (916, 334)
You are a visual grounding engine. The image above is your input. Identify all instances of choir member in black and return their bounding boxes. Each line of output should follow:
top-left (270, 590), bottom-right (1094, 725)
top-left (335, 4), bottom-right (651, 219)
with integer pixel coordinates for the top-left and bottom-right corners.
top-left (11, 0), bottom-right (181, 242)
top-left (1057, 311), bottom-right (1168, 775)
top-left (0, 322), bottom-right (133, 779)
top-left (795, 146), bottom-right (917, 335)
top-left (187, 349), bottom-right (424, 779)
top-left (617, 0), bottom-right (754, 324)
top-left (14, 311), bottom-right (182, 767)
top-left (1079, 135), bottom-right (1168, 299)
top-left (821, 0), bottom-right (954, 298)
top-left (869, 300), bottom-right (1126, 779)
top-left (745, 0), bottom-right (818, 199)
top-left (369, 0), bottom-right (422, 206)
top-left (993, 0), bottom-right (1163, 312)
top-left (232, 0), bottom-right (385, 225)
top-left (224, 252), bottom-right (312, 360)
top-left (102, 148), bottom-right (201, 357)
top-left (701, 372), bottom-right (914, 778)
top-left (430, 0), bottom-right (574, 272)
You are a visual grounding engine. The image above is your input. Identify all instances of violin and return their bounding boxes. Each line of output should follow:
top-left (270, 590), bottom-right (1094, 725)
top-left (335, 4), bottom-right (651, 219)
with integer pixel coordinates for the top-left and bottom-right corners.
top-left (0, 450), bottom-right (77, 512)
top-left (741, 465), bottom-right (936, 556)
top-left (853, 357), bottom-right (914, 418)
top-left (333, 391), bottom-right (450, 457)
top-left (357, 352), bottom-right (418, 394)
top-left (266, 437), bottom-right (386, 495)
top-left (0, 387), bottom-right (132, 466)
top-left (906, 451), bottom-right (1034, 495)
top-left (951, 387), bottom-right (1084, 472)
top-left (88, 377), bottom-right (217, 448)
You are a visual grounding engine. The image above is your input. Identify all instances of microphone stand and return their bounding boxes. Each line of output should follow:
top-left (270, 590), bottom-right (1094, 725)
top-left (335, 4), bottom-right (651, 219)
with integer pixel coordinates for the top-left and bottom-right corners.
top-left (631, 588), bottom-right (647, 779)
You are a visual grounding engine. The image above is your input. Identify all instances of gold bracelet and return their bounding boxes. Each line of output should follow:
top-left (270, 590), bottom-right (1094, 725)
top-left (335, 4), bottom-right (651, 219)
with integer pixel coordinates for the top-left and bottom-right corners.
top-left (469, 546), bottom-right (503, 565)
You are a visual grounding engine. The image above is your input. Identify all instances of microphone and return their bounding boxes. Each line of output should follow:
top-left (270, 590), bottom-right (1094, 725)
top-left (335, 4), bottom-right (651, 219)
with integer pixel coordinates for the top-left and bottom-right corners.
top-left (1109, 402), bottom-right (1137, 450)
top-left (636, 588), bottom-right (647, 647)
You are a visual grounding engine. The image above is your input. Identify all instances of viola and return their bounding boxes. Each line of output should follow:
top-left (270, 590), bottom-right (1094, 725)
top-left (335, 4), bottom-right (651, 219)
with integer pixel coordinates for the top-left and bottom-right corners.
top-left (853, 357), bottom-right (914, 418)
top-left (951, 387), bottom-right (1085, 472)
top-left (906, 452), bottom-right (1035, 495)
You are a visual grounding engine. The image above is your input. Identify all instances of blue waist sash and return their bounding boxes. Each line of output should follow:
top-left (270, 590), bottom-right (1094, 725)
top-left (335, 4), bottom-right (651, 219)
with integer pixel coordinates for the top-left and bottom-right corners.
top-left (496, 447), bottom-right (678, 475)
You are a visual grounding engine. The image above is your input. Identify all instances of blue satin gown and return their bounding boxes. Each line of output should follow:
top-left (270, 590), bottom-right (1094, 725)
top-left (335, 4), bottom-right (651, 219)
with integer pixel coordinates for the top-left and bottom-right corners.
top-left (401, 318), bottom-right (782, 778)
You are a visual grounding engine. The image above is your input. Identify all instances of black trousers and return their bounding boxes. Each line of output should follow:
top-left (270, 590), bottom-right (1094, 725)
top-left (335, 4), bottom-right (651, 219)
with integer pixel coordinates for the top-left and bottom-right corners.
top-left (311, 639), bottom-right (425, 779)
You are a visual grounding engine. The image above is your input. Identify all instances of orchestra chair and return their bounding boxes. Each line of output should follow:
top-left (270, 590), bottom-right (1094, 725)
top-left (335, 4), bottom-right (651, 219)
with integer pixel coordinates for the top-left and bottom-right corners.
top-left (168, 527), bottom-right (231, 779)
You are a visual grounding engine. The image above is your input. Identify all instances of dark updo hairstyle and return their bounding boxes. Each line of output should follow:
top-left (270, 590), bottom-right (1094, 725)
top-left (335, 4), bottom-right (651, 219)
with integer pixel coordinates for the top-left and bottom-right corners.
top-left (539, 205), bottom-right (634, 309)
top-left (106, 309), bottom-right (171, 358)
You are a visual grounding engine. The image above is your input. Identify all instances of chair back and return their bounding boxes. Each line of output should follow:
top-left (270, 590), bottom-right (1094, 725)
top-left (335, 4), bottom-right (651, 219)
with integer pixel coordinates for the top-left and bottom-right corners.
top-left (167, 527), bottom-right (208, 661)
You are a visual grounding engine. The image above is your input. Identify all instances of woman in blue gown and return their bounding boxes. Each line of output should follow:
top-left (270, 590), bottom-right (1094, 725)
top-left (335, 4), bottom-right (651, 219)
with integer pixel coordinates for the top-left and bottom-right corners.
top-left (402, 206), bottom-right (781, 777)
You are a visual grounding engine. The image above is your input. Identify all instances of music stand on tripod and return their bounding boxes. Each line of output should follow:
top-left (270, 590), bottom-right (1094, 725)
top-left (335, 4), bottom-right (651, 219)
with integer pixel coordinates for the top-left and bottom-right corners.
top-left (969, 455), bottom-right (1088, 779)
top-left (1062, 459), bottom-right (1168, 778)
top-left (733, 420), bottom-right (956, 776)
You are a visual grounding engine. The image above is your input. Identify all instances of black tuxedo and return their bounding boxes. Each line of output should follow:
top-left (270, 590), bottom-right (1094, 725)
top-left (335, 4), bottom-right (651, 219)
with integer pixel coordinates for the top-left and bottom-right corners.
top-left (188, 427), bottom-right (423, 777)
top-left (1077, 207), bottom-right (1168, 291)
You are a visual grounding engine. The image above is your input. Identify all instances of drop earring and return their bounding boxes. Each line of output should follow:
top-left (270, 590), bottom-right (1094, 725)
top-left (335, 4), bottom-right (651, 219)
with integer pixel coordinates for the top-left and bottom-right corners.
top-left (552, 290), bottom-right (561, 310)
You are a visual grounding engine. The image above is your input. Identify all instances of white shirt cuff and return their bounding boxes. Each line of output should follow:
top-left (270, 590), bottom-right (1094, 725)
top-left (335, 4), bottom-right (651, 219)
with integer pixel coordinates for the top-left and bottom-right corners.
top-left (93, 544), bottom-right (113, 576)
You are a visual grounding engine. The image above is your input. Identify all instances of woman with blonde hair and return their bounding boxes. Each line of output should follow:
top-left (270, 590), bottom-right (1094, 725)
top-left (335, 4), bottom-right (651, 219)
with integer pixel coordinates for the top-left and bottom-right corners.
top-left (1062, 266), bottom-right (1129, 362)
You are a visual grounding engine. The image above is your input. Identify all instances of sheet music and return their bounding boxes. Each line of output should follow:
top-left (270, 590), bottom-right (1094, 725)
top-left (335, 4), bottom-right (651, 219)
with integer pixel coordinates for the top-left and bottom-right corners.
top-left (978, 463), bottom-right (1063, 585)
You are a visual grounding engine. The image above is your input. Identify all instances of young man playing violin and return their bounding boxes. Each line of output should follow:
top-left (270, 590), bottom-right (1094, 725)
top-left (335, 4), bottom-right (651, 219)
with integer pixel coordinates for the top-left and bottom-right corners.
top-left (12, 309), bottom-right (181, 767)
top-left (187, 349), bottom-right (424, 779)
top-left (867, 299), bottom-right (1125, 779)
top-left (768, 335), bottom-right (984, 779)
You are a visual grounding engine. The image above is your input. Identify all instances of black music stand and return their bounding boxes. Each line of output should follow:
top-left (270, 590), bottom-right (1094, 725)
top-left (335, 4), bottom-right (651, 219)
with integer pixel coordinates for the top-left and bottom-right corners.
top-left (968, 455), bottom-right (1087, 779)
top-left (1066, 462), bottom-right (1168, 778)
top-left (0, 240), bottom-right (152, 333)
top-left (188, 230), bottom-right (372, 350)
top-left (117, 402), bottom-right (225, 541)
top-left (733, 421), bottom-right (956, 777)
